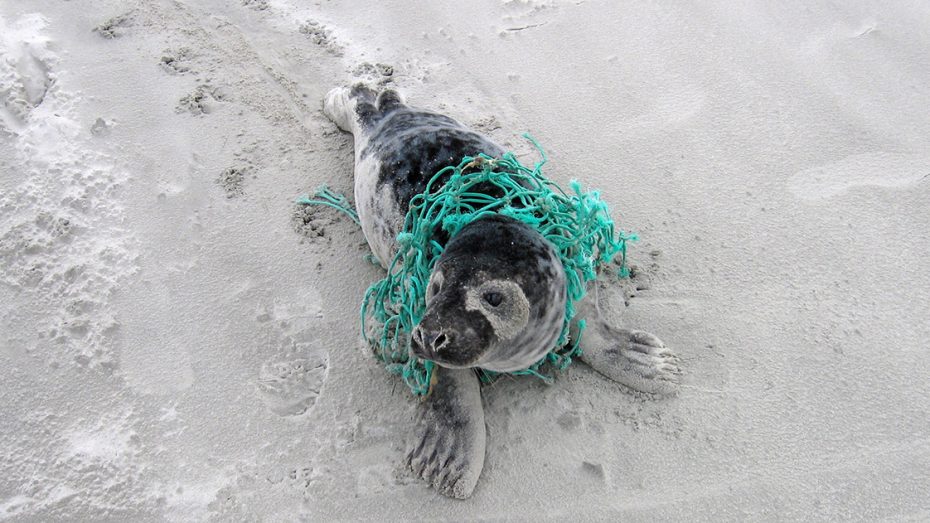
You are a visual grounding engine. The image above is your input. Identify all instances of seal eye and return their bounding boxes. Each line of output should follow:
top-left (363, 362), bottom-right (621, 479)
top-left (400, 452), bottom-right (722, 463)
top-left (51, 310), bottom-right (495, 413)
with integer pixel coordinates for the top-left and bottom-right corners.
top-left (482, 291), bottom-right (503, 307)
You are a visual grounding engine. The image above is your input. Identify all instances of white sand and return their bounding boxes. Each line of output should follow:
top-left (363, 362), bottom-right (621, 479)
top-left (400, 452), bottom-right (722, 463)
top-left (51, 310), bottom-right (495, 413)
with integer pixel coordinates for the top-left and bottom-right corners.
top-left (2, 0), bottom-right (929, 520)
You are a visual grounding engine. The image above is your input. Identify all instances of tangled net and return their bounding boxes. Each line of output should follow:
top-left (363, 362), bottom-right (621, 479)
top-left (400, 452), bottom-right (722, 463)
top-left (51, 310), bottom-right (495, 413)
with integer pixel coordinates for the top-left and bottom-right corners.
top-left (298, 135), bottom-right (635, 395)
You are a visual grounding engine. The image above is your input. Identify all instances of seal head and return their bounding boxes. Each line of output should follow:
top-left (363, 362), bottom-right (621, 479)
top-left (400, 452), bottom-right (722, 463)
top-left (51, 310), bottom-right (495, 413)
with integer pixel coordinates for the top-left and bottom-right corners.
top-left (410, 215), bottom-right (567, 372)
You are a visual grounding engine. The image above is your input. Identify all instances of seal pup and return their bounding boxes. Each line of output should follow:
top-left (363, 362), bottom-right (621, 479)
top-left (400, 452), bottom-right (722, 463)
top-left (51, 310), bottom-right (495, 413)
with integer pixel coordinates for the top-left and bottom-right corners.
top-left (322, 84), bottom-right (680, 499)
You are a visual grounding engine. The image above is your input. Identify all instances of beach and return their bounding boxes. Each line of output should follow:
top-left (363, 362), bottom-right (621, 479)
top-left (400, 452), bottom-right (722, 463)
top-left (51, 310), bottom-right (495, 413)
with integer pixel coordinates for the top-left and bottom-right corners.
top-left (2, 1), bottom-right (929, 520)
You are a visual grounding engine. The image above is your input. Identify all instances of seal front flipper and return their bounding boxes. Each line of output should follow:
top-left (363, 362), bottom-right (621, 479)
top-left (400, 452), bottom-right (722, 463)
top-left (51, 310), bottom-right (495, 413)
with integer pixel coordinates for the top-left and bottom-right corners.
top-left (405, 367), bottom-right (486, 499)
top-left (573, 300), bottom-right (681, 396)
top-left (578, 322), bottom-right (681, 396)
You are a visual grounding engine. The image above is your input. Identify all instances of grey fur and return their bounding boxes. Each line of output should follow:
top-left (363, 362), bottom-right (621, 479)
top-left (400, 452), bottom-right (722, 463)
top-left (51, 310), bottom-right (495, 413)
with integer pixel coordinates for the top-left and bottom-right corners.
top-left (321, 84), bottom-right (680, 500)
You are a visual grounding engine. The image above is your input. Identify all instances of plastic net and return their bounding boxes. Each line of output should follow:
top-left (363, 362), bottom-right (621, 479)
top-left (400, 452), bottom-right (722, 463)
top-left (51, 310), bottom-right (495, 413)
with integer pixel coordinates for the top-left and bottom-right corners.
top-left (298, 135), bottom-right (635, 395)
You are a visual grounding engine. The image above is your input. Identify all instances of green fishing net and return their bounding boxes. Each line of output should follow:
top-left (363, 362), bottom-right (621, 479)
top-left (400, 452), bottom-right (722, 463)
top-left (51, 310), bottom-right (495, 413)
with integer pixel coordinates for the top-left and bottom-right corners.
top-left (298, 135), bottom-right (635, 395)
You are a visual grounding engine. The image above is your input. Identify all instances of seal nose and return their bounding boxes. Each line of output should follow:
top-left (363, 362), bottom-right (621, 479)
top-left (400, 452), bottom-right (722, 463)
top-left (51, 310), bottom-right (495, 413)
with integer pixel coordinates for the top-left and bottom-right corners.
top-left (411, 326), bottom-right (452, 359)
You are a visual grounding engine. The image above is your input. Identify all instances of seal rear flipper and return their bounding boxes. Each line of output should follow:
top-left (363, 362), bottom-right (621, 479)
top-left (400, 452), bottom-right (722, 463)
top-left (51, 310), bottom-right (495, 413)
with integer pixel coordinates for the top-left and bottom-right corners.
top-left (376, 88), bottom-right (406, 114)
top-left (323, 83), bottom-right (381, 134)
top-left (404, 367), bottom-right (486, 499)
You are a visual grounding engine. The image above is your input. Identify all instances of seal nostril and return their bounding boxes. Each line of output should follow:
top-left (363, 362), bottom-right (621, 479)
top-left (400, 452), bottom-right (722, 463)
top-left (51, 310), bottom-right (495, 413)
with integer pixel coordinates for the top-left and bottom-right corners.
top-left (433, 333), bottom-right (447, 351)
top-left (411, 327), bottom-right (429, 357)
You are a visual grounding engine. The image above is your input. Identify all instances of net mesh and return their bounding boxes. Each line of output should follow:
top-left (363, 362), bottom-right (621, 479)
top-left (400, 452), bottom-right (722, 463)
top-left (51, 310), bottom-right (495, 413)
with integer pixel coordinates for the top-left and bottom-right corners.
top-left (298, 135), bottom-right (635, 395)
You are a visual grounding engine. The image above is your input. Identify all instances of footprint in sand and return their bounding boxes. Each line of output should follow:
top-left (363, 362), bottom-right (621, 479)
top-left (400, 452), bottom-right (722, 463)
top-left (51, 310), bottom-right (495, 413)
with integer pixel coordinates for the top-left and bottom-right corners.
top-left (92, 12), bottom-right (134, 39)
top-left (257, 349), bottom-right (329, 417)
top-left (788, 152), bottom-right (929, 201)
top-left (299, 20), bottom-right (344, 57)
top-left (350, 62), bottom-right (394, 86)
top-left (176, 84), bottom-right (228, 115)
top-left (217, 165), bottom-right (250, 198)
top-left (0, 14), bottom-right (54, 132)
top-left (292, 202), bottom-right (337, 242)
top-left (159, 47), bottom-right (195, 75)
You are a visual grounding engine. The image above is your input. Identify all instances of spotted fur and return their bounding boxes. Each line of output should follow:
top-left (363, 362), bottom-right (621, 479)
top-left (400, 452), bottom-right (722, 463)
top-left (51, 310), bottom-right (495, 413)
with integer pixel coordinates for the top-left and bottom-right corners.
top-left (321, 84), bottom-right (680, 500)
top-left (325, 84), bottom-right (504, 266)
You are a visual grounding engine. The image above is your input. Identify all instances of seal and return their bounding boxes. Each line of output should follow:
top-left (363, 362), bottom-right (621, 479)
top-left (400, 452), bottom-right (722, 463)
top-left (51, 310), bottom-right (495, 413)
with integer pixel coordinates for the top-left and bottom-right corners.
top-left (322, 84), bottom-right (681, 499)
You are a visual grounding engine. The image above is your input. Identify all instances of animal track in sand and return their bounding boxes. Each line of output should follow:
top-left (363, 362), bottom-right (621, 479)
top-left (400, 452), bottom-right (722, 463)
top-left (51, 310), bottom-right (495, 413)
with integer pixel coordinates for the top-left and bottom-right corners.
top-left (92, 12), bottom-right (134, 39)
top-left (257, 353), bottom-right (329, 417)
top-left (292, 203), bottom-right (336, 242)
top-left (216, 166), bottom-right (250, 198)
top-left (470, 115), bottom-right (503, 134)
top-left (299, 20), bottom-right (344, 57)
top-left (580, 461), bottom-right (607, 483)
top-left (350, 62), bottom-right (395, 85)
top-left (90, 117), bottom-right (112, 137)
top-left (241, 0), bottom-right (271, 11)
top-left (1, 14), bottom-right (136, 369)
top-left (606, 248), bottom-right (664, 309)
top-left (254, 294), bottom-right (327, 417)
top-left (788, 151), bottom-right (929, 201)
top-left (159, 47), bottom-right (195, 75)
top-left (614, 406), bottom-right (690, 441)
top-left (176, 84), bottom-right (228, 115)
top-left (0, 15), bottom-right (53, 131)
top-left (622, 259), bottom-right (659, 306)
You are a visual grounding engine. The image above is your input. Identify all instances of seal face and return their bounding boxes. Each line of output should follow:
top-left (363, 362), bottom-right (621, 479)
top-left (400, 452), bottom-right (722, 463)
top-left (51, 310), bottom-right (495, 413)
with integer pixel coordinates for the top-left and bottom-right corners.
top-left (411, 215), bottom-right (567, 372)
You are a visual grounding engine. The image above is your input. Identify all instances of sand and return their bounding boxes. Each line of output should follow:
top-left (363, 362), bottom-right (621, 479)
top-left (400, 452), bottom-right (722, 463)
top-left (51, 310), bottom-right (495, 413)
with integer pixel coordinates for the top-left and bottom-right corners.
top-left (2, 0), bottom-right (929, 520)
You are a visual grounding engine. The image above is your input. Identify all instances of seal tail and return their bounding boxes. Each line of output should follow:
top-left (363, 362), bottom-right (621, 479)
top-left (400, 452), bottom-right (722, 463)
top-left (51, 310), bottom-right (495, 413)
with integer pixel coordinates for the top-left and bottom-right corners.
top-left (323, 84), bottom-right (406, 135)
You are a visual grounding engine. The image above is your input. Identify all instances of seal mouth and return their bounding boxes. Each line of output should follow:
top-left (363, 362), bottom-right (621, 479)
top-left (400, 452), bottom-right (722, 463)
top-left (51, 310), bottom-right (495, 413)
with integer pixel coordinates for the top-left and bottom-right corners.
top-left (410, 350), bottom-right (479, 369)
top-left (409, 343), bottom-right (480, 370)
